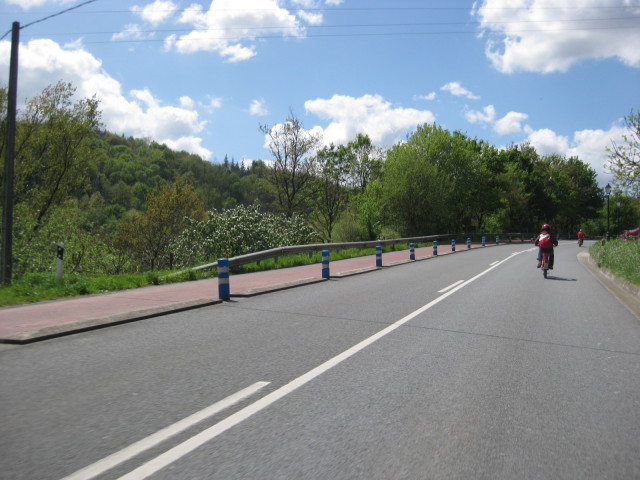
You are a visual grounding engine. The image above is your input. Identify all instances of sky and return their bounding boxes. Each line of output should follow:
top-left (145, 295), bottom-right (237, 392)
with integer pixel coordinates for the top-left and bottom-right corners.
top-left (0, 0), bottom-right (639, 187)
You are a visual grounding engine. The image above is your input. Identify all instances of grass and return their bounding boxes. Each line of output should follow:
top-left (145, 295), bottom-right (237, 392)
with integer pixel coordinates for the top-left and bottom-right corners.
top-left (589, 239), bottom-right (640, 287)
top-left (0, 269), bottom-right (212, 307)
top-left (0, 243), bottom-right (431, 307)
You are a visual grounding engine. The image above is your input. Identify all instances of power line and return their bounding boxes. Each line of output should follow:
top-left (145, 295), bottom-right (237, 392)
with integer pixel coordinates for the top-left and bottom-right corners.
top-left (0, 0), bottom-right (99, 40)
top-left (20, 16), bottom-right (640, 39)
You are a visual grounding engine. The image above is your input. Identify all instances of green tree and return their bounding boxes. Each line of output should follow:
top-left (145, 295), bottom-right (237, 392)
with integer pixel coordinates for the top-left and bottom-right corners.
top-left (259, 112), bottom-right (321, 217)
top-left (115, 179), bottom-right (206, 270)
top-left (381, 127), bottom-right (453, 236)
top-left (312, 144), bottom-right (350, 242)
top-left (0, 82), bottom-right (101, 230)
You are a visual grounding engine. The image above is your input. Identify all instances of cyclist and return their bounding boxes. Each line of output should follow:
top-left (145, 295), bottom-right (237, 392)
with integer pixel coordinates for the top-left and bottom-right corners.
top-left (534, 224), bottom-right (558, 269)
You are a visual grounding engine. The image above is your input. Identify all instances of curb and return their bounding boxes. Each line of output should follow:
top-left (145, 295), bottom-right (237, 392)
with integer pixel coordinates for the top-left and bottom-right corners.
top-left (231, 278), bottom-right (328, 297)
top-left (0, 298), bottom-right (221, 345)
top-left (577, 251), bottom-right (640, 320)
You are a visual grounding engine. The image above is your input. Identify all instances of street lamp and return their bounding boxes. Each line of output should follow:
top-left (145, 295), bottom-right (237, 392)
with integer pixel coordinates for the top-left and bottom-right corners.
top-left (605, 183), bottom-right (611, 241)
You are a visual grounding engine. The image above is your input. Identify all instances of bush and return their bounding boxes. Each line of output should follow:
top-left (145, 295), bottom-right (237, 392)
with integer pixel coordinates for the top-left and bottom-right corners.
top-left (173, 203), bottom-right (317, 266)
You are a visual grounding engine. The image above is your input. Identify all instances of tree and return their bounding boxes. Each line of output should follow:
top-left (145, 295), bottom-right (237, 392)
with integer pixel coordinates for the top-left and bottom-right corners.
top-left (115, 179), bottom-right (206, 270)
top-left (381, 129), bottom-right (453, 236)
top-left (607, 109), bottom-right (640, 197)
top-left (259, 112), bottom-right (321, 217)
top-left (312, 144), bottom-right (350, 242)
top-left (343, 133), bottom-right (383, 190)
top-left (0, 82), bottom-right (102, 230)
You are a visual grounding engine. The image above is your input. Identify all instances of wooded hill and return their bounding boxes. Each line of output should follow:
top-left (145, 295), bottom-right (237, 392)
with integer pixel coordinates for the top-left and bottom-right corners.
top-left (1, 82), bottom-right (638, 279)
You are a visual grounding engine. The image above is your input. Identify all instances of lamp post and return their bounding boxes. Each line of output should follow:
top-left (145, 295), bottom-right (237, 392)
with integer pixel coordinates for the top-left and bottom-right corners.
top-left (605, 183), bottom-right (611, 241)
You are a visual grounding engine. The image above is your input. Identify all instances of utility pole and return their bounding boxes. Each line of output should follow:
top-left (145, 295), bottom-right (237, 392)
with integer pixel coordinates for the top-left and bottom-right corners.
top-left (1, 21), bottom-right (19, 285)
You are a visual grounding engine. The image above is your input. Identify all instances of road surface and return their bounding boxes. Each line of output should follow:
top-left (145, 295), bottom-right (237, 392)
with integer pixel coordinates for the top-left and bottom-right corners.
top-left (1, 242), bottom-right (638, 479)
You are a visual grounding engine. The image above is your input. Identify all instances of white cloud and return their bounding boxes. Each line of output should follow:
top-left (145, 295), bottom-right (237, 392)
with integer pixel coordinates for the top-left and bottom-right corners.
top-left (494, 111), bottom-right (528, 134)
top-left (524, 123), bottom-right (627, 184)
top-left (304, 94), bottom-right (436, 147)
top-left (133, 0), bottom-right (178, 26)
top-left (466, 105), bottom-right (528, 135)
top-left (465, 105), bottom-right (496, 124)
top-left (179, 96), bottom-right (195, 109)
top-left (473, 0), bottom-right (640, 73)
top-left (0, 39), bottom-right (212, 159)
top-left (249, 99), bottom-right (268, 116)
top-left (170, 0), bottom-right (305, 62)
top-left (525, 127), bottom-right (569, 155)
top-left (441, 82), bottom-right (480, 100)
top-left (414, 92), bottom-right (437, 101)
top-left (112, 24), bottom-right (145, 41)
top-left (297, 10), bottom-right (324, 25)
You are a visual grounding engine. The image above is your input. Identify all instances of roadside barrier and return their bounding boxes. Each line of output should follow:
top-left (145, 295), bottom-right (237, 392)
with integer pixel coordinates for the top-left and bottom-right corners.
top-left (199, 232), bottom-right (531, 300)
top-left (217, 258), bottom-right (230, 301)
top-left (322, 250), bottom-right (330, 279)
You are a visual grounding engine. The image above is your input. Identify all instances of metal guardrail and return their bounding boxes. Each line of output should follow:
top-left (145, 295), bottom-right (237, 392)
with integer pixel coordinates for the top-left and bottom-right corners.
top-left (191, 232), bottom-right (530, 271)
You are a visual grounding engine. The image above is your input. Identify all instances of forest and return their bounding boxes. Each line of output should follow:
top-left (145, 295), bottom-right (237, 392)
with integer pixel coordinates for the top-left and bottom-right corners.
top-left (1, 82), bottom-right (638, 279)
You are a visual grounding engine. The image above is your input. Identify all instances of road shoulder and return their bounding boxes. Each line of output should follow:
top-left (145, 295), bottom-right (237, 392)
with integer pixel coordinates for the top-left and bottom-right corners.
top-left (578, 251), bottom-right (640, 320)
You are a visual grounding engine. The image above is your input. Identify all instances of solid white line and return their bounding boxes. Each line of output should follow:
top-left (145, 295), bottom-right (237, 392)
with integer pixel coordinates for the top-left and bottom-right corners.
top-left (490, 261), bottom-right (499, 266)
top-left (438, 280), bottom-right (464, 293)
top-left (60, 381), bottom-right (270, 480)
top-left (118, 249), bottom-right (530, 480)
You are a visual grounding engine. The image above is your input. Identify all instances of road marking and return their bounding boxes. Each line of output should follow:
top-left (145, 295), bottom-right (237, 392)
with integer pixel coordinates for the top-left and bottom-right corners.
top-left (490, 261), bottom-right (499, 266)
top-left (116, 249), bottom-right (530, 480)
top-left (438, 280), bottom-right (464, 293)
top-left (60, 381), bottom-right (270, 480)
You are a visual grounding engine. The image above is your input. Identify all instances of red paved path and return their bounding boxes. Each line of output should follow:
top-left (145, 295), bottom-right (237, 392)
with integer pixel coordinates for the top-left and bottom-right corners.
top-left (0, 243), bottom-right (492, 343)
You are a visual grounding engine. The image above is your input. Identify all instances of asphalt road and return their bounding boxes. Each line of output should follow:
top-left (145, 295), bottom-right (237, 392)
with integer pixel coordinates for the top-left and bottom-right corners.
top-left (1, 243), bottom-right (639, 479)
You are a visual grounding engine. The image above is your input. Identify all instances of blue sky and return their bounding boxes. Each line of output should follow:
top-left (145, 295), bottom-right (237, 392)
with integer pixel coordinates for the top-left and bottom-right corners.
top-left (1, 0), bottom-right (639, 187)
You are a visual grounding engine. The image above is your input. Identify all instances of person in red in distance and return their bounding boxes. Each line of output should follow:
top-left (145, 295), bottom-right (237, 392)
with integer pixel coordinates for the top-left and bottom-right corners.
top-left (534, 224), bottom-right (558, 269)
top-left (577, 229), bottom-right (585, 247)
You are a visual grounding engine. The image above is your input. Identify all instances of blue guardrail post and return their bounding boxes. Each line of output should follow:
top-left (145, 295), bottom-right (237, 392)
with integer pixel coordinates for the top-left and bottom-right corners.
top-left (433, 240), bottom-right (438, 256)
top-left (482, 236), bottom-right (486, 247)
top-left (410, 243), bottom-right (415, 261)
top-left (376, 245), bottom-right (382, 267)
top-left (218, 258), bottom-right (230, 301)
top-left (467, 237), bottom-right (471, 249)
top-left (322, 250), bottom-right (330, 279)
top-left (451, 239), bottom-right (456, 252)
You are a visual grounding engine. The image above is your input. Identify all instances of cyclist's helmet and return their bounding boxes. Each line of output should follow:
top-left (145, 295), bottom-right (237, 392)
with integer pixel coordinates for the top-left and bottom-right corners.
top-left (542, 223), bottom-right (551, 231)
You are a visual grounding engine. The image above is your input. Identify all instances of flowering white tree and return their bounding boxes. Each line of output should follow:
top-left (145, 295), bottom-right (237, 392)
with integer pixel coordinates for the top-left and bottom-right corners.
top-left (607, 110), bottom-right (640, 197)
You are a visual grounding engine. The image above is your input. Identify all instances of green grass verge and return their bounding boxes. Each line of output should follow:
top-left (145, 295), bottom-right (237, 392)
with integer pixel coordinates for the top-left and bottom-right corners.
top-left (589, 240), bottom-right (640, 287)
top-left (0, 243), bottom-right (434, 307)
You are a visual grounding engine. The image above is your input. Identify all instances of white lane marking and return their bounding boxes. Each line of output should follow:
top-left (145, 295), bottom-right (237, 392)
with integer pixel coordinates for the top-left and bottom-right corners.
top-left (117, 249), bottom-right (530, 480)
top-left (61, 382), bottom-right (270, 480)
top-left (490, 261), bottom-right (499, 266)
top-left (438, 280), bottom-right (464, 293)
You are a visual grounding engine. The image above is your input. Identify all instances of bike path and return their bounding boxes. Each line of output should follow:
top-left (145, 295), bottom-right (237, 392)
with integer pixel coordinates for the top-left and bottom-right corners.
top-left (0, 243), bottom-right (491, 344)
